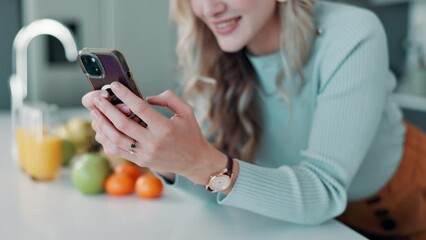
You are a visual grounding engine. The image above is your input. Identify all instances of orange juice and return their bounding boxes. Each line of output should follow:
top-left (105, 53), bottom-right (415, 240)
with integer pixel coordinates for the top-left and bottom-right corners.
top-left (16, 127), bottom-right (62, 181)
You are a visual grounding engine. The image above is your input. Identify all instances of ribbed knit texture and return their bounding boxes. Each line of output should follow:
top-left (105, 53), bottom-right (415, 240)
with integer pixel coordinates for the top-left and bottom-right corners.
top-left (167, 1), bottom-right (406, 224)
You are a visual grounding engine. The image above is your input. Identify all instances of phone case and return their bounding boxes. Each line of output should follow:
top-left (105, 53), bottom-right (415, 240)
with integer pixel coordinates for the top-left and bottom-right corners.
top-left (78, 48), bottom-right (147, 127)
top-left (77, 48), bottom-right (143, 105)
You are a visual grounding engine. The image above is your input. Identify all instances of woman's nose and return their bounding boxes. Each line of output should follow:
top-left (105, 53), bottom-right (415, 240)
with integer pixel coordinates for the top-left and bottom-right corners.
top-left (202, 0), bottom-right (226, 18)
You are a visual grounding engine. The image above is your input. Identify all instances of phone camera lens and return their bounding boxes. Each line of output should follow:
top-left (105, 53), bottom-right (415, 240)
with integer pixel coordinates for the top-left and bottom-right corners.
top-left (81, 55), bottom-right (102, 77)
top-left (81, 56), bottom-right (90, 65)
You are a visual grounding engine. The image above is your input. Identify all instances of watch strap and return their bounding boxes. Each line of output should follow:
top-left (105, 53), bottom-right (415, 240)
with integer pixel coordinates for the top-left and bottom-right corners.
top-left (224, 154), bottom-right (233, 177)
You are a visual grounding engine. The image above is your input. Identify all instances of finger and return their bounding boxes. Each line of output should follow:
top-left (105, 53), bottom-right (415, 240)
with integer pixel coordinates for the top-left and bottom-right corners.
top-left (116, 103), bottom-right (132, 116)
top-left (82, 90), bottom-right (110, 110)
top-left (116, 103), bottom-right (143, 125)
top-left (93, 96), bottom-right (149, 142)
top-left (147, 90), bottom-right (192, 116)
top-left (110, 81), bottom-right (165, 126)
top-left (94, 129), bottom-right (137, 163)
top-left (82, 90), bottom-right (101, 110)
top-left (91, 108), bottom-right (142, 151)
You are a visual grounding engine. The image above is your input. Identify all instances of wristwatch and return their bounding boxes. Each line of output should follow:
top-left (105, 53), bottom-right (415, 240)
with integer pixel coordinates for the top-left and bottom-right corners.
top-left (205, 155), bottom-right (234, 193)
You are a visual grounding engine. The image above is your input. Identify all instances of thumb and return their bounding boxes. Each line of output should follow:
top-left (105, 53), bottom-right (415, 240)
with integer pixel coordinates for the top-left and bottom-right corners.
top-left (147, 90), bottom-right (191, 115)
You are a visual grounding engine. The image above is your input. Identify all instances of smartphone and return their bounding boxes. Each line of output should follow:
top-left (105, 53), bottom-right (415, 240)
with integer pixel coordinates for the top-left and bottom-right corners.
top-left (78, 48), bottom-right (147, 127)
top-left (78, 48), bottom-right (143, 104)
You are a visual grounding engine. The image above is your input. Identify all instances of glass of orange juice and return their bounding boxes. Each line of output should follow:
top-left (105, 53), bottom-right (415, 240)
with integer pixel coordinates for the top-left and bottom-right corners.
top-left (15, 103), bottom-right (62, 181)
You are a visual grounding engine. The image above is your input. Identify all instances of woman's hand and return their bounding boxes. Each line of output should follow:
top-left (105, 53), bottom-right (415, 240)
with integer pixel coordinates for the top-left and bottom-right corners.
top-left (82, 89), bottom-right (176, 182)
top-left (82, 90), bottom-right (132, 116)
top-left (85, 82), bottom-right (227, 185)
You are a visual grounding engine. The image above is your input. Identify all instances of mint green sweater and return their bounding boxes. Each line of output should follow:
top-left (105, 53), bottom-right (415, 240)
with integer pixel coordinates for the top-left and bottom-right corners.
top-left (168, 1), bottom-right (406, 224)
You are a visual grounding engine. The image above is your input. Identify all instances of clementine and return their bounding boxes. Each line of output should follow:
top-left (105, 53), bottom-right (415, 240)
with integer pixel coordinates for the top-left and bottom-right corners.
top-left (105, 173), bottom-right (135, 196)
top-left (135, 173), bottom-right (163, 199)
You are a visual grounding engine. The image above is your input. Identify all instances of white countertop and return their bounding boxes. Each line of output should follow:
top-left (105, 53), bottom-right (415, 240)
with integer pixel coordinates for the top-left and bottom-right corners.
top-left (0, 110), bottom-right (366, 240)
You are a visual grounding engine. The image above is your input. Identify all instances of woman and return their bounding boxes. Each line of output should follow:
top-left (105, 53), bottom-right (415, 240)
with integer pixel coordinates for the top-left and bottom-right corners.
top-left (83, 0), bottom-right (426, 239)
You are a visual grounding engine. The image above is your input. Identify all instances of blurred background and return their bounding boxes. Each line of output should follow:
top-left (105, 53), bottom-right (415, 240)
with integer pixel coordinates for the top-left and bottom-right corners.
top-left (0, 0), bottom-right (425, 129)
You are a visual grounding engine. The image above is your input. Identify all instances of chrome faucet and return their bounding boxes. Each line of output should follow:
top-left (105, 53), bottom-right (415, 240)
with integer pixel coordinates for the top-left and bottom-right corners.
top-left (10, 19), bottom-right (78, 104)
top-left (9, 19), bottom-right (78, 161)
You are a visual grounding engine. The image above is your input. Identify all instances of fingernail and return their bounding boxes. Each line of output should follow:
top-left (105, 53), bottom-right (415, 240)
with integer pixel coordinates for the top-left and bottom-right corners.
top-left (100, 90), bottom-right (109, 98)
top-left (111, 82), bottom-right (120, 92)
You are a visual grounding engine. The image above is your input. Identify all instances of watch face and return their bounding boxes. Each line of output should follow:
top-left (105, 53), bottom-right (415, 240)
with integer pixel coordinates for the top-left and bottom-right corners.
top-left (209, 175), bottom-right (231, 192)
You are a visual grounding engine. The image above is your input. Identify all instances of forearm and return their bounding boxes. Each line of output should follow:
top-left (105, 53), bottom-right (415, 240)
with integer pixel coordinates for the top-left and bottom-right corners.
top-left (217, 158), bottom-right (348, 224)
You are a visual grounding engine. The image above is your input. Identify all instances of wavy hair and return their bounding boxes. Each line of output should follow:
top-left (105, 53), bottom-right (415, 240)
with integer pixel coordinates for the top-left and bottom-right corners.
top-left (170, 0), bottom-right (317, 163)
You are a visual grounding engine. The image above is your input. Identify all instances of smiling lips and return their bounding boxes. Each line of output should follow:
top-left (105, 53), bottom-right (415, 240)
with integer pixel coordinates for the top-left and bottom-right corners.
top-left (213, 17), bottom-right (242, 35)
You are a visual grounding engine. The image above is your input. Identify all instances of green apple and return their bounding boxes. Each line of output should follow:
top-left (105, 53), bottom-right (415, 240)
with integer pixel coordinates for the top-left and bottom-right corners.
top-left (72, 153), bottom-right (111, 194)
top-left (61, 139), bottom-right (76, 167)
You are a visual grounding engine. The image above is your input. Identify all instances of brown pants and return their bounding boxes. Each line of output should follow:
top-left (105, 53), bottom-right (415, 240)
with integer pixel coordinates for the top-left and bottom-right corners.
top-left (338, 123), bottom-right (426, 240)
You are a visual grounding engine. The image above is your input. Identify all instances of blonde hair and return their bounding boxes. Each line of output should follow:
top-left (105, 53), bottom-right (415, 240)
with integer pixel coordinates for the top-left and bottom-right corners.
top-left (170, 0), bottom-right (317, 163)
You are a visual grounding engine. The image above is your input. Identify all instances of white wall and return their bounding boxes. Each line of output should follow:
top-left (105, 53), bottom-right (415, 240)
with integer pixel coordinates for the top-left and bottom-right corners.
top-left (110, 0), bottom-right (178, 98)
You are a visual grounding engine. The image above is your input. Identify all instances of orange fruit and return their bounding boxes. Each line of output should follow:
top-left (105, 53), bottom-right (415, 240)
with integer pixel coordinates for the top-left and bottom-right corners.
top-left (135, 173), bottom-right (163, 199)
top-left (105, 173), bottom-right (135, 196)
top-left (114, 162), bottom-right (142, 182)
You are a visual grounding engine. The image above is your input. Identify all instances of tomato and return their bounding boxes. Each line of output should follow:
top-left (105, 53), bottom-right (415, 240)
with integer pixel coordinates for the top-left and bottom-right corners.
top-left (105, 173), bottom-right (135, 196)
top-left (114, 162), bottom-right (142, 182)
top-left (135, 173), bottom-right (163, 199)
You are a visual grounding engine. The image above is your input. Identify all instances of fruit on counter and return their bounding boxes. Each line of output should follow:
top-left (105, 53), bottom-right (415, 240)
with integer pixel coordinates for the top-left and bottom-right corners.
top-left (54, 124), bottom-right (70, 139)
top-left (104, 154), bottom-right (129, 169)
top-left (135, 173), bottom-right (163, 199)
top-left (105, 173), bottom-right (135, 196)
top-left (61, 139), bottom-right (77, 166)
top-left (55, 118), bottom-right (96, 154)
top-left (72, 153), bottom-right (111, 194)
top-left (114, 162), bottom-right (143, 182)
top-left (66, 118), bottom-right (95, 150)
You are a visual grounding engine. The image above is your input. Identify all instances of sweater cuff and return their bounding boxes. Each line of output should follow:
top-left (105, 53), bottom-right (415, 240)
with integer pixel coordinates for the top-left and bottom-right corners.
top-left (158, 173), bottom-right (219, 203)
top-left (217, 159), bottom-right (258, 205)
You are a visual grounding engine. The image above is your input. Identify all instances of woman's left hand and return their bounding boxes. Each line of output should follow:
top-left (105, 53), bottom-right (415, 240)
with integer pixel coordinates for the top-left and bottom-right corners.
top-left (90, 81), bottom-right (226, 185)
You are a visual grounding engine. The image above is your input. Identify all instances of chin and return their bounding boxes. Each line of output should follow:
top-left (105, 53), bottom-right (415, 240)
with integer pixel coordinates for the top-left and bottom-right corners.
top-left (217, 39), bottom-right (246, 53)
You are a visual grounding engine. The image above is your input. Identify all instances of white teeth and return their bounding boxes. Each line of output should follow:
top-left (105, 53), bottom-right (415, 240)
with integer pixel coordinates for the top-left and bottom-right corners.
top-left (216, 19), bottom-right (238, 29)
